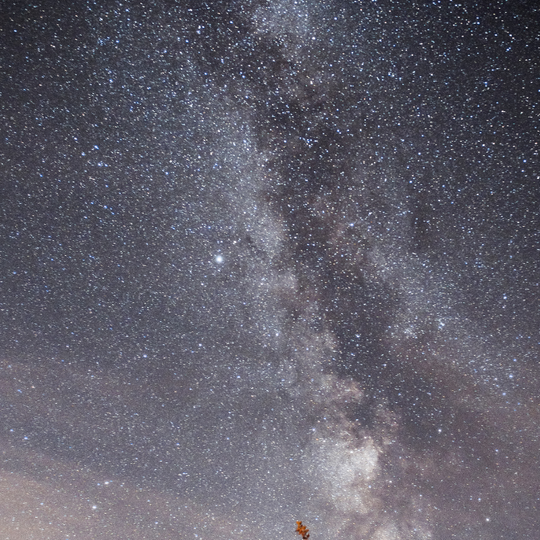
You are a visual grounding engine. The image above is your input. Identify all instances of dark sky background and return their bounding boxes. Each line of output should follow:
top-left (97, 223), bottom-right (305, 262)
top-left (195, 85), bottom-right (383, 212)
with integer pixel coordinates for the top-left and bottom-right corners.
top-left (1, 0), bottom-right (539, 538)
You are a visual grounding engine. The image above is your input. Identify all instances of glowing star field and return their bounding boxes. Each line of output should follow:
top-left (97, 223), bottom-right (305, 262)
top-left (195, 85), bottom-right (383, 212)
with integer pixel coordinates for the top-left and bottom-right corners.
top-left (1, 1), bottom-right (539, 539)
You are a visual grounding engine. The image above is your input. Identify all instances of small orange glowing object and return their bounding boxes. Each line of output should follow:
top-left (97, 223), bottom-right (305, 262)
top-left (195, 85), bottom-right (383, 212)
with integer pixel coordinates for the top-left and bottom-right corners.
top-left (296, 521), bottom-right (310, 539)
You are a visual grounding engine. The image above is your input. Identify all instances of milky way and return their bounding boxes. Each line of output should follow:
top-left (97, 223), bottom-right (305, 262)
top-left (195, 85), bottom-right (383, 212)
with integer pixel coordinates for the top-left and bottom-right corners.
top-left (1, 1), bottom-right (539, 539)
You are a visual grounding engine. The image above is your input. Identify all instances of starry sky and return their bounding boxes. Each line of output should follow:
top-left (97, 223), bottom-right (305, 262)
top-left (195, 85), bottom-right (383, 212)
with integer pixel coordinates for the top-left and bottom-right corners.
top-left (1, 1), bottom-right (539, 539)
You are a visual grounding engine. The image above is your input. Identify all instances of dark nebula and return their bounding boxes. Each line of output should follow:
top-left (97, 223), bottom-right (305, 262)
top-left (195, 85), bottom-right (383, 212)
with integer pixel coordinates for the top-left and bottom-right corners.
top-left (1, 0), bottom-right (539, 538)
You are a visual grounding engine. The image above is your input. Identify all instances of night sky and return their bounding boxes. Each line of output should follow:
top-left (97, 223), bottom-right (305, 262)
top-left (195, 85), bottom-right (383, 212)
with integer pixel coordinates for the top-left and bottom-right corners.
top-left (1, 1), bottom-right (539, 539)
